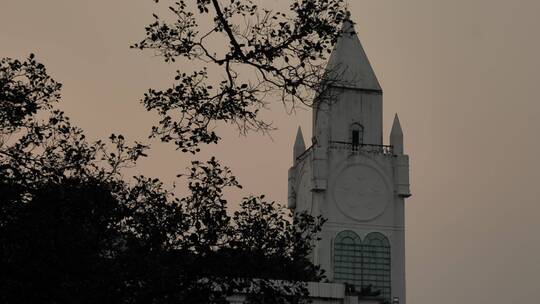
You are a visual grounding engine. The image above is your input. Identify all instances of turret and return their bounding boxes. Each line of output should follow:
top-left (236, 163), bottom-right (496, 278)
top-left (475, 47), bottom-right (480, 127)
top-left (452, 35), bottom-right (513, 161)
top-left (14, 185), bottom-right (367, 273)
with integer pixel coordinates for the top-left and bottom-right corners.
top-left (390, 114), bottom-right (404, 155)
top-left (391, 113), bottom-right (411, 198)
top-left (293, 126), bottom-right (306, 164)
top-left (288, 126), bottom-right (306, 210)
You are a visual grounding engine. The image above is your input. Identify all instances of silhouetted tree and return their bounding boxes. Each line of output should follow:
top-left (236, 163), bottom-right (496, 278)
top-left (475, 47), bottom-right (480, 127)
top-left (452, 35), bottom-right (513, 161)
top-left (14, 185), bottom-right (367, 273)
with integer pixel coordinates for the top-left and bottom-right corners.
top-left (130, 1), bottom-right (350, 300)
top-left (0, 54), bottom-right (146, 303)
top-left (1, 178), bottom-right (128, 303)
top-left (1, 36), bottom-right (330, 303)
top-left (2, 1), bottom-right (350, 303)
top-left (134, 0), bottom-right (349, 152)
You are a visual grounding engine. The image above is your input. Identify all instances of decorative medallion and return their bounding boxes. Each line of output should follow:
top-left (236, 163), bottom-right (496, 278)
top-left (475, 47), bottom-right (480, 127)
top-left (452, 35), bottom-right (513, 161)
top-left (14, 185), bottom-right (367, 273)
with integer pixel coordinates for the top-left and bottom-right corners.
top-left (333, 164), bottom-right (390, 221)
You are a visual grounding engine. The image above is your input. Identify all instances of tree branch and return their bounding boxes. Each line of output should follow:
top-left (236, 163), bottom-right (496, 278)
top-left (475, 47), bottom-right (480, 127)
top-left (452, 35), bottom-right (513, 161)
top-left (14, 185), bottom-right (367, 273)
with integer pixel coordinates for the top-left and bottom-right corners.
top-left (211, 0), bottom-right (246, 59)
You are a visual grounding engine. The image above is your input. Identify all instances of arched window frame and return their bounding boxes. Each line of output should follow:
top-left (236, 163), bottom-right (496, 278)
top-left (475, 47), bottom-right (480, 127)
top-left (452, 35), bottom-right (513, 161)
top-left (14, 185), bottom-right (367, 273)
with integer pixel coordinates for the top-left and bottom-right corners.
top-left (350, 123), bottom-right (364, 150)
top-left (333, 230), bottom-right (362, 289)
top-left (362, 232), bottom-right (391, 302)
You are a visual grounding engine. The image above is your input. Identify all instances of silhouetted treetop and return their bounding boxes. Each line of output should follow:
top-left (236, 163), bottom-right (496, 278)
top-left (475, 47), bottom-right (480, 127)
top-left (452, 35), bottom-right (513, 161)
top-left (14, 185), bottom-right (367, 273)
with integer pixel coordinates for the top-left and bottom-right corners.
top-left (0, 54), bottom-right (61, 131)
top-left (0, 55), bottom-right (149, 193)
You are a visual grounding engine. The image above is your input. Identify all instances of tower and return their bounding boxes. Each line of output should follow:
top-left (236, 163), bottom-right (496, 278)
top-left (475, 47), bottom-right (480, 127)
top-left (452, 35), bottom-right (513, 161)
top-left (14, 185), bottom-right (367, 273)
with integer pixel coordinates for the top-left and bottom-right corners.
top-left (288, 19), bottom-right (411, 304)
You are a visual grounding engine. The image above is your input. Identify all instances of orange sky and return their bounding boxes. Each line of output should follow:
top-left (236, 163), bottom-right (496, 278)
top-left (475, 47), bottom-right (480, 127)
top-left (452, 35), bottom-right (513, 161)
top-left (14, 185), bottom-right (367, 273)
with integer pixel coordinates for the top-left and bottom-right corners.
top-left (2, 1), bottom-right (540, 303)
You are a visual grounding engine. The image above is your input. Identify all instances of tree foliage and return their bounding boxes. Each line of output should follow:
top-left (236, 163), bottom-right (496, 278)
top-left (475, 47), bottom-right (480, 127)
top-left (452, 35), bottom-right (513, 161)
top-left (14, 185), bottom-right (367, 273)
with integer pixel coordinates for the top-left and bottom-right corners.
top-left (134, 0), bottom-right (349, 152)
top-left (0, 55), bottom-right (325, 303)
top-left (1, 0), bottom-right (351, 302)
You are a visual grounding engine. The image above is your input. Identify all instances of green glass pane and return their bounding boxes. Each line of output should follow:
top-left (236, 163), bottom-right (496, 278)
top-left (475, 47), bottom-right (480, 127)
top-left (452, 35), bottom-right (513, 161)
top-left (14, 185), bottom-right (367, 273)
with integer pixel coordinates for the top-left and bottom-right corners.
top-left (334, 230), bottom-right (362, 289)
top-left (362, 232), bottom-right (391, 302)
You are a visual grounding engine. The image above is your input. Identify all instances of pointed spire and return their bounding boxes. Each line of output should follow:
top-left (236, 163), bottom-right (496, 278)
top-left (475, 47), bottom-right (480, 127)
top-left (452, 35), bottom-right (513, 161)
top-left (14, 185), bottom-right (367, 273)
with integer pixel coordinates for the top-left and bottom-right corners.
top-left (390, 114), bottom-right (404, 155)
top-left (324, 18), bottom-right (382, 91)
top-left (293, 126), bottom-right (306, 163)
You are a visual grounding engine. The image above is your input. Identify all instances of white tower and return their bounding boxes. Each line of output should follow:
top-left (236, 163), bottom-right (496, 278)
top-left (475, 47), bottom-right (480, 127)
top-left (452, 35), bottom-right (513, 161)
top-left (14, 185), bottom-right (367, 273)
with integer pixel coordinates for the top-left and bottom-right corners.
top-left (288, 20), bottom-right (411, 304)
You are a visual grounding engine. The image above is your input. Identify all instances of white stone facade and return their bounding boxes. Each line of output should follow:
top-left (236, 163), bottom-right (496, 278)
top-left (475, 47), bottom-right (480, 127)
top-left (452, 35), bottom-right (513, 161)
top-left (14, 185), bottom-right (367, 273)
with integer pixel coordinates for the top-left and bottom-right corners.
top-left (287, 20), bottom-right (411, 304)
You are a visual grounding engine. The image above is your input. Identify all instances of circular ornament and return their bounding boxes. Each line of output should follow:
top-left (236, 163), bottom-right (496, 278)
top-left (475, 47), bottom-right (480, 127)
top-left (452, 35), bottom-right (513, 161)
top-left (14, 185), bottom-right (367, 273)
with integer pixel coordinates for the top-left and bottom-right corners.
top-left (333, 164), bottom-right (390, 221)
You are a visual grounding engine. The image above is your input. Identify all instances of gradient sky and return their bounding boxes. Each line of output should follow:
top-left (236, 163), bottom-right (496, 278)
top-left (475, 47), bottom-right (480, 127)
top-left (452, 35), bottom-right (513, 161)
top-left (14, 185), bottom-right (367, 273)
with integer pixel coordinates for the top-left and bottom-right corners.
top-left (2, 1), bottom-right (540, 303)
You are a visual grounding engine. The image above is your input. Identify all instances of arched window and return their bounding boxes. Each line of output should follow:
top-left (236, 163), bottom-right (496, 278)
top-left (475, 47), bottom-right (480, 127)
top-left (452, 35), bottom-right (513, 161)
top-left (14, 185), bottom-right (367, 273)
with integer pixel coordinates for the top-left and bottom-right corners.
top-left (362, 232), bottom-right (391, 302)
top-left (334, 230), bottom-right (362, 289)
top-left (351, 123), bottom-right (364, 150)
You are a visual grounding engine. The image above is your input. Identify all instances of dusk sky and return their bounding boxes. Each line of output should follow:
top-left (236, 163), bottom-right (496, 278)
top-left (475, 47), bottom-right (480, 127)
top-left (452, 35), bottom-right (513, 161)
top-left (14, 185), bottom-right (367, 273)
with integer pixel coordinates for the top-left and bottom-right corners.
top-left (2, 1), bottom-right (540, 303)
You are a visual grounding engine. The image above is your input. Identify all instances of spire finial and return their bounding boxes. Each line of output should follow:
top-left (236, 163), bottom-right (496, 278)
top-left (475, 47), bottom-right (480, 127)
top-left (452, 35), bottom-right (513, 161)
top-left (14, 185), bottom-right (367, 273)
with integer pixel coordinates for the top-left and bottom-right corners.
top-left (390, 114), bottom-right (404, 155)
top-left (293, 126), bottom-right (306, 164)
top-left (345, 9), bottom-right (351, 20)
top-left (324, 13), bottom-right (382, 91)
